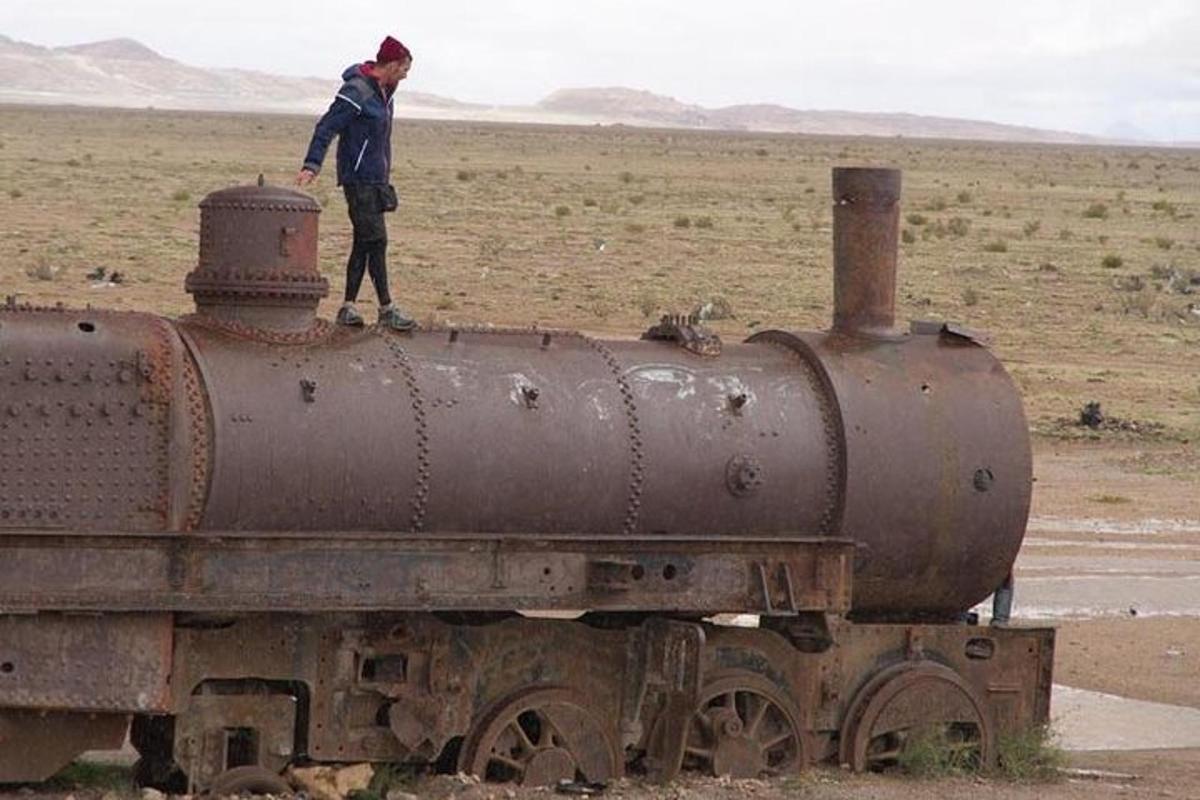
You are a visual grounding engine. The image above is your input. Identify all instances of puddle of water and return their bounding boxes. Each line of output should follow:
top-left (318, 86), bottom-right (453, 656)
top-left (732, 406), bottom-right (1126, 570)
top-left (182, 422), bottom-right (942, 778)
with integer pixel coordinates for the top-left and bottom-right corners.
top-left (1023, 538), bottom-right (1198, 552)
top-left (1053, 685), bottom-right (1200, 751)
top-left (1028, 517), bottom-right (1200, 536)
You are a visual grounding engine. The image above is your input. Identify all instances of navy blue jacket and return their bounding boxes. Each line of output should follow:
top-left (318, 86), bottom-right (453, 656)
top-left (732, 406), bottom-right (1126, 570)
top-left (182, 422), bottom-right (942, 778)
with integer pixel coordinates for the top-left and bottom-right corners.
top-left (302, 64), bottom-right (394, 186)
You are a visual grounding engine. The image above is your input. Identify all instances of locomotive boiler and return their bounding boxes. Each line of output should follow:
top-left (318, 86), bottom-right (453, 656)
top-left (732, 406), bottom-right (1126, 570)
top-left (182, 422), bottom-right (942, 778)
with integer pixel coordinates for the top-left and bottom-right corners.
top-left (0, 168), bottom-right (1052, 791)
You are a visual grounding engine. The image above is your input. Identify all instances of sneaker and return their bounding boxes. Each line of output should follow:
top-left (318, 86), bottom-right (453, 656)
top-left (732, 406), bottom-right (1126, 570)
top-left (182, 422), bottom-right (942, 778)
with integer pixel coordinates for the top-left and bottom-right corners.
top-left (336, 303), bottom-right (365, 327)
top-left (378, 304), bottom-right (416, 331)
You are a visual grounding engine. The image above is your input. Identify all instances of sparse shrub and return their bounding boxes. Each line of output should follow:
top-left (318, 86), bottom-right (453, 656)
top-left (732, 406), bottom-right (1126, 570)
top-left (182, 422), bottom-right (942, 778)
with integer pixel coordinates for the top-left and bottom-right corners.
top-left (1038, 262), bottom-right (1059, 273)
top-left (1101, 254), bottom-right (1124, 269)
top-left (66, 158), bottom-right (81, 167)
top-left (983, 240), bottom-right (1008, 253)
top-left (434, 297), bottom-right (457, 311)
top-left (628, 194), bottom-right (646, 205)
top-left (994, 726), bottom-right (1066, 782)
top-left (695, 296), bottom-right (735, 320)
top-left (947, 217), bottom-right (971, 237)
top-left (1114, 275), bottom-right (1144, 292)
top-left (8, 189), bottom-right (22, 199)
top-left (47, 761), bottom-right (134, 792)
top-left (1058, 228), bottom-right (1074, 240)
top-left (26, 259), bottom-right (60, 281)
top-left (624, 222), bottom-right (646, 234)
top-left (896, 725), bottom-right (981, 777)
top-left (901, 228), bottom-right (917, 244)
top-left (905, 213), bottom-right (928, 226)
top-left (477, 235), bottom-right (507, 262)
top-left (456, 169), bottom-right (475, 181)
top-left (619, 171), bottom-right (635, 184)
top-left (171, 189), bottom-right (191, 203)
top-left (962, 288), bottom-right (980, 306)
top-left (1023, 220), bottom-right (1041, 238)
top-left (1119, 287), bottom-right (1157, 317)
top-left (694, 216), bottom-right (714, 229)
top-left (554, 205), bottom-right (571, 218)
top-left (754, 147), bottom-right (769, 157)
top-left (1155, 236), bottom-right (1174, 250)
top-left (583, 197), bottom-right (597, 208)
top-left (956, 190), bottom-right (973, 204)
top-left (1082, 202), bottom-right (1109, 219)
top-left (1151, 199), bottom-right (1178, 217)
top-left (673, 216), bottom-right (692, 228)
top-left (1150, 263), bottom-right (1174, 280)
top-left (495, 170), bottom-right (508, 180)
top-left (636, 291), bottom-right (658, 318)
top-left (925, 197), bottom-right (948, 212)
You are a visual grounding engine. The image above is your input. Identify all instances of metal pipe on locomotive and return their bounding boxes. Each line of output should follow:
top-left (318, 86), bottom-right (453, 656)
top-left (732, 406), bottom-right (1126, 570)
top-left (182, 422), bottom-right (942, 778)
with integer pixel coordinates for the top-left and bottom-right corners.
top-left (0, 168), bottom-right (1052, 790)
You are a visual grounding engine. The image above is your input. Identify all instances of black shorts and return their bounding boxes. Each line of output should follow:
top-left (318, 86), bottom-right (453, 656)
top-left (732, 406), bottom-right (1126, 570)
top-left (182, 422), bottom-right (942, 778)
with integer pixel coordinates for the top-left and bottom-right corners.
top-left (343, 184), bottom-right (390, 244)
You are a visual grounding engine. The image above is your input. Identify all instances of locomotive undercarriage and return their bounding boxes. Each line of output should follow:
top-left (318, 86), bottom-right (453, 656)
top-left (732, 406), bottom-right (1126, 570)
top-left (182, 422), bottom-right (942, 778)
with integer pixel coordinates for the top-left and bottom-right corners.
top-left (0, 532), bottom-right (1052, 790)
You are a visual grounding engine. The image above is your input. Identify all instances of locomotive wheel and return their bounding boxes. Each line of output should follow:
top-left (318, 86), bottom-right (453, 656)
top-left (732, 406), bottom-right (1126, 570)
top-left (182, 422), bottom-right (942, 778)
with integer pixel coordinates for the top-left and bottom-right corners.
top-left (839, 662), bottom-right (993, 773)
top-left (682, 671), bottom-right (808, 779)
top-left (459, 687), bottom-right (621, 786)
top-left (208, 765), bottom-right (292, 796)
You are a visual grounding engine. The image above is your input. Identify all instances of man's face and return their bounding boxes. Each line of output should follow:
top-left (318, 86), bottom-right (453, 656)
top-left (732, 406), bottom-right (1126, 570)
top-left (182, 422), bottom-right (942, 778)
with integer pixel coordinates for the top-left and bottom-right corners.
top-left (379, 58), bottom-right (412, 87)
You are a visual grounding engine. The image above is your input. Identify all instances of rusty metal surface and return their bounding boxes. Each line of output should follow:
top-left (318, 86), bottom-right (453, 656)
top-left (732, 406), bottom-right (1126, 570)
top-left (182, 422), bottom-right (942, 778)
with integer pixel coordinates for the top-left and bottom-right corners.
top-left (184, 182), bottom-right (327, 332)
top-left (0, 310), bottom-right (190, 532)
top-left (0, 612), bottom-right (172, 713)
top-left (0, 532), bottom-right (854, 615)
top-left (174, 691), bottom-right (298, 790)
top-left (831, 168), bottom-right (901, 337)
top-left (0, 710), bottom-right (129, 782)
top-left (179, 322), bottom-right (838, 542)
top-left (788, 330), bottom-right (1032, 618)
top-left (459, 686), bottom-right (622, 786)
top-left (838, 661), bottom-right (992, 771)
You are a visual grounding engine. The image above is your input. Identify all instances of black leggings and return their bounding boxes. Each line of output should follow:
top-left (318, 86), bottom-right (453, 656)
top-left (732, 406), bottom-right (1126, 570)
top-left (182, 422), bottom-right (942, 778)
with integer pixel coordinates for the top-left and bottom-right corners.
top-left (343, 184), bottom-right (392, 306)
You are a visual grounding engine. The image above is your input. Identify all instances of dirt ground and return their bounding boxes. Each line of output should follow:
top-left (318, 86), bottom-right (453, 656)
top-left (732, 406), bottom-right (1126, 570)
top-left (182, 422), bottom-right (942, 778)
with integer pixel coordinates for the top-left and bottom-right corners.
top-left (0, 107), bottom-right (1197, 798)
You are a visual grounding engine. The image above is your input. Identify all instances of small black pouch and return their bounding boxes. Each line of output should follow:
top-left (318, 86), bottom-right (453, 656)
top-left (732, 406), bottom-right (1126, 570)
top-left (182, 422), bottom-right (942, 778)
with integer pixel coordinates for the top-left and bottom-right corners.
top-left (379, 184), bottom-right (399, 213)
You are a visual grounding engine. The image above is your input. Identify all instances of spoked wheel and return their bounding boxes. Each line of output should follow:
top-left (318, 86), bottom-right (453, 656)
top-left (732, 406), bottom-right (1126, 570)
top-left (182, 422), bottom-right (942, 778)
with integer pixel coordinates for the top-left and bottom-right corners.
top-left (459, 687), bottom-right (621, 787)
top-left (208, 765), bottom-right (292, 796)
top-left (682, 672), bottom-right (808, 779)
top-left (840, 662), bottom-right (994, 773)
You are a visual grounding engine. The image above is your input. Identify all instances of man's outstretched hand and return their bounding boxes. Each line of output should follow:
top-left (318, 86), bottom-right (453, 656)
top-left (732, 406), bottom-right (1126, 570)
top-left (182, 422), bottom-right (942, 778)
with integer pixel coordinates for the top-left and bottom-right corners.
top-left (296, 169), bottom-right (317, 187)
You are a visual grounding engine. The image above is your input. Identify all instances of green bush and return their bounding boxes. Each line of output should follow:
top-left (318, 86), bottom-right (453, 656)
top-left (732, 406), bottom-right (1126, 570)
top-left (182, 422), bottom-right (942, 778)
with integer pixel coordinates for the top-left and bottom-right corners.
top-left (983, 240), bottom-right (1009, 253)
top-left (1082, 202), bottom-right (1109, 219)
top-left (1101, 254), bottom-right (1124, 269)
top-left (994, 725), bottom-right (1065, 782)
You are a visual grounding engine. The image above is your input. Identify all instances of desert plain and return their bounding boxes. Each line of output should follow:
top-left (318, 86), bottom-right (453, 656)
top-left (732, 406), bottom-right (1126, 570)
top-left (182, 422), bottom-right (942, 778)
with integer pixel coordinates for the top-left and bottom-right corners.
top-left (0, 105), bottom-right (1197, 797)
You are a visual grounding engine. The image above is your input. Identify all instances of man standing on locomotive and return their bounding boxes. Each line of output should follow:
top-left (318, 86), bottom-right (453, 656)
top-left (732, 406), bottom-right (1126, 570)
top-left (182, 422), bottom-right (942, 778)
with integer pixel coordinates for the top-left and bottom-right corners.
top-left (297, 36), bottom-right (415, 331)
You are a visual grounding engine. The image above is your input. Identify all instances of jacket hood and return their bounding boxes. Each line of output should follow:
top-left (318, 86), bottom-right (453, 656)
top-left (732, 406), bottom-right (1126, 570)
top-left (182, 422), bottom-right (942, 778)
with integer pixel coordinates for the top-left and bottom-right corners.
top-left (342, 63), bottom-right (368, 81)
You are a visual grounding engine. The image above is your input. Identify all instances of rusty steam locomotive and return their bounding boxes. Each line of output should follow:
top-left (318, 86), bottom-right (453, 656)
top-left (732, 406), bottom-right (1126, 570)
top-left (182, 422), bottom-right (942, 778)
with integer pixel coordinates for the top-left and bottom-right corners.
top-left (0, 168), bottom-right (1051, 791)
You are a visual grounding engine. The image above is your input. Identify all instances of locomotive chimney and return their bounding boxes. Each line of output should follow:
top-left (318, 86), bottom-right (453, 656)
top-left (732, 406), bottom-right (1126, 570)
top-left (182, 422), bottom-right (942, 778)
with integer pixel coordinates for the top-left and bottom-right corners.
top-left (185, 179), bottom-right (329, 332)
top-left (831, 167), bottom-right (901, 337)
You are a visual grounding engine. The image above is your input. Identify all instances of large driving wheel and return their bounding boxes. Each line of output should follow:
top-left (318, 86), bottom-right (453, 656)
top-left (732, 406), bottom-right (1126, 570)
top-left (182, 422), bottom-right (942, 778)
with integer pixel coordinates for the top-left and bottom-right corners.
top-left (839, 662), bottom-right (994, 773)
top-left (682, 671), bottom-right (808, 779)
top-left (459, 686), bottom-right (621, 786)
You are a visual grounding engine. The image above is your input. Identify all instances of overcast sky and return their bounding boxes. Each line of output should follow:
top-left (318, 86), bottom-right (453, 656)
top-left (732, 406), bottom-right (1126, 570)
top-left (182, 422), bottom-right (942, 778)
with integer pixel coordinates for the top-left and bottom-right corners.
top-left (3, 0), bottom-right (1198, 141)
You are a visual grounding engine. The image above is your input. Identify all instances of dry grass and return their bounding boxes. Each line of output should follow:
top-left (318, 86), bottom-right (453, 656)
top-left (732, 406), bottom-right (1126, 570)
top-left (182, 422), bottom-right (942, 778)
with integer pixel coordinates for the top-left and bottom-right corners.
top-left (1, 106), bottom-right (1198, 440)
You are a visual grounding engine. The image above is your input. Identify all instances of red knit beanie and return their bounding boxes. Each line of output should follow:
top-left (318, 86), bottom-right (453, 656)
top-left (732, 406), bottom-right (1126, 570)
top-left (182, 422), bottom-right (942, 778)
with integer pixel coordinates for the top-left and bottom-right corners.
top-left (376, 36), bottom-right (412, 65)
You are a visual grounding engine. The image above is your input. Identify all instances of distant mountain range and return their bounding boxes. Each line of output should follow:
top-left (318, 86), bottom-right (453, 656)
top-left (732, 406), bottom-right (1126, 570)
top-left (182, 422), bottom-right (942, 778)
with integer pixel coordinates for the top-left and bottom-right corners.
top-left (0, 34), bottom-right (1176, 146)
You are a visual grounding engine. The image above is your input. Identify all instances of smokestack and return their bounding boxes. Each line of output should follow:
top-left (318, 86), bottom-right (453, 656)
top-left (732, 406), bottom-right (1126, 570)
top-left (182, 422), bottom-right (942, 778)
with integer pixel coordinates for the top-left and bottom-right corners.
top-left (831, 167), bottom-right (901, 337)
